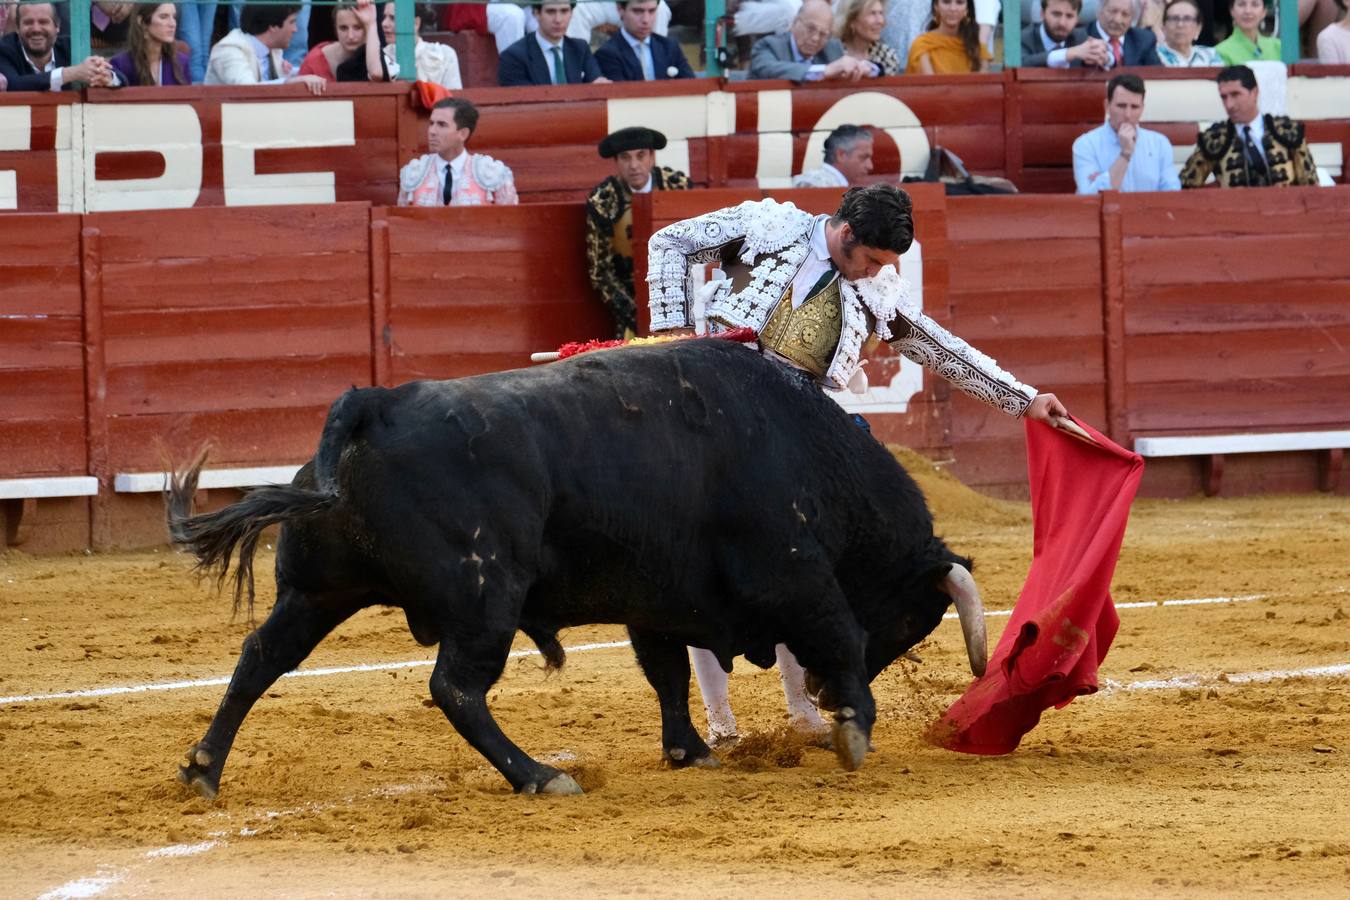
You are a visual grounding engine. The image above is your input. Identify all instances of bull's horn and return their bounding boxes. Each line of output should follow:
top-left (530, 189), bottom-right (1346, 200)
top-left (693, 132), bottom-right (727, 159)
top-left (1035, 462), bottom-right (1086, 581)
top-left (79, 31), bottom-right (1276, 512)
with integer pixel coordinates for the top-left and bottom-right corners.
top-left (940, 564), bottom-right (987, 678)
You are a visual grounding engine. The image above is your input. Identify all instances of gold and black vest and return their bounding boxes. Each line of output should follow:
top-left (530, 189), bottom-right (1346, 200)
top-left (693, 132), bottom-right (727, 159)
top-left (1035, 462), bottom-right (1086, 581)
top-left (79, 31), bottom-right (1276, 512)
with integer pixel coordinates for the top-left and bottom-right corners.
top-left (757, 274), bottom-right (843, 378)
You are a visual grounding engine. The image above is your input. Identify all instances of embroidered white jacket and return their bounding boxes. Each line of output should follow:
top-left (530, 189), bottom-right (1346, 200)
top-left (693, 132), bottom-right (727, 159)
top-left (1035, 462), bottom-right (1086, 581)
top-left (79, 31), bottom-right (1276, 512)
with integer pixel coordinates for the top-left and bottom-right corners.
top-left (646, 198), bottom-right (1037, 415)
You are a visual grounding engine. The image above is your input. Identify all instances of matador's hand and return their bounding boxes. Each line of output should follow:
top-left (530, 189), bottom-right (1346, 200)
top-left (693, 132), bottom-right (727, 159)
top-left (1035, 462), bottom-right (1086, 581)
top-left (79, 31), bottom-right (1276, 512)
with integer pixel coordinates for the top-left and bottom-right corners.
top-left (1025, 392), bottom-right (1067, 423)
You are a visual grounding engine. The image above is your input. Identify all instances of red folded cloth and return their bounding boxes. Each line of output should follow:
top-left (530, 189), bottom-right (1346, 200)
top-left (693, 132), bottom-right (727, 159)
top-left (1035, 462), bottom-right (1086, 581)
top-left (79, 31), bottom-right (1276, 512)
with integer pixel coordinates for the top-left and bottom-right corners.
top-left (929, 416), bottom-right (1144, 755)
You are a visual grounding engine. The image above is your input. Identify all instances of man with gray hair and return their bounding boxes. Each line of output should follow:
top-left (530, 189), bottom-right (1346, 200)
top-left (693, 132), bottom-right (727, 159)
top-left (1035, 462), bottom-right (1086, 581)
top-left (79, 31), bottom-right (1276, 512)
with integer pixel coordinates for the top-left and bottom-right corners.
top-left (793, 125), bottom-right (875, 188)
top-left (749, 0), bottom-right (875, 82)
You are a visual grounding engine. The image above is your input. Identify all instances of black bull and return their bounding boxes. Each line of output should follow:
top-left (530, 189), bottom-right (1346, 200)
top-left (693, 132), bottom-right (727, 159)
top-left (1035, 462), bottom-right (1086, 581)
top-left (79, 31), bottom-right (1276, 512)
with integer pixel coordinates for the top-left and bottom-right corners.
top-left (168, 339), bottom-right (983, 797)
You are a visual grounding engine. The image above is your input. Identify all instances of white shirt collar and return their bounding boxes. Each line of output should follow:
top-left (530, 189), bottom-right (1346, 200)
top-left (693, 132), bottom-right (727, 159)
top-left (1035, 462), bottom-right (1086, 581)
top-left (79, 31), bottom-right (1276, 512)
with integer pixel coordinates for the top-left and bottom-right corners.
top-left (1238, 113), bottom-right (1265, 144)
top-left (442, 149), bottom-right (469, 180)
top-left (1039, 24), bottom-right (1064, 51)
top-left (535, 31), bottom-right (564, 54)
top-left (809, 215), bottom-right (831, 263)
top-left (247, 32), bottom-right (272, 65)
top-left (21, 43), bottom-right (55, 73)
top-left (621, 28), bottom-right (647, 50)
top-left (820, 161), bottom-right (848, 186)
top-left (633, 172), bottom-right (654, 194)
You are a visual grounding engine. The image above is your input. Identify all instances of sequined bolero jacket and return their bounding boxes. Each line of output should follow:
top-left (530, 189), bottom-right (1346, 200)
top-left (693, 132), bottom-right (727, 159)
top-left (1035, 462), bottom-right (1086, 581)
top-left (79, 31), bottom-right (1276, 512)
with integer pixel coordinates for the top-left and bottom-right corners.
top-left (646, 198), bottom-right (1037, 415)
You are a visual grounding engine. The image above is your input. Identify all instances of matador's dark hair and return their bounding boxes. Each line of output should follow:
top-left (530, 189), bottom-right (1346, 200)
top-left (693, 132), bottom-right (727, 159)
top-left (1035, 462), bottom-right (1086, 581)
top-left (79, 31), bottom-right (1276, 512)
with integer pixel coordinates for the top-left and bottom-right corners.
top-left (1217, 64), bottom-right (1258, 91)
top-left (433, 97), bottom-right (480, 135)
top-left (833, 184), bottom-right (914, 255)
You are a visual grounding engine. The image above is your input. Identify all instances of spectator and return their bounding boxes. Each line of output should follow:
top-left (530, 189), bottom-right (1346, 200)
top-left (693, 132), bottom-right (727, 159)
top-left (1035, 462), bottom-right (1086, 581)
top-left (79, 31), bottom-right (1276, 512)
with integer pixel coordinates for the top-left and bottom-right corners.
top-left (1085, 0), bottom-right (1160, 66)
top-left (568, 0), bottom-right (672, 43)
top-left (595, 0), bottom-right (694, 81)
top-left (1180, 64), bottom-right (1318, 188)
top-left (1155, 0), bottom-right (1222, 64)
top-left (836, 0), bottom-right (903, 76)
top-left (436, 2), bottom-right (528, 57)
top-left (749, 0), bottom-right (876, 81)
top-left (0, 2), bottom-right (121, 91)
top-left (176, 0), bottom-right (217, 83)
top-left (906, 0), bottom-right (991, 73)
top-left (793, 124), bottom-right (874, 187)
top-left (498, 1), bottom-right (608, 86)
top-left (586, 126), bottom-right (690, 339)
top-left (110, 3), bottom-right (191, 86)
top-left (379, 2), bottom-right (459, 88)
top-left (1318, 0), bottom-right (1350, 62)
top-left (300, 0), bottom-right (386, 82)
top-left (205, 3), bottom-right (327, 93)
top-left (397, 97), bottom-right (518, 206)
top-left (1021, 0), bottom-right (1111, 67)
top-left (1215, 0), bottom-right (1279, 64)
top-left (90, 1), bottom-right (133, 53)
top-left (1073, 74), bottom-right (1180, 193)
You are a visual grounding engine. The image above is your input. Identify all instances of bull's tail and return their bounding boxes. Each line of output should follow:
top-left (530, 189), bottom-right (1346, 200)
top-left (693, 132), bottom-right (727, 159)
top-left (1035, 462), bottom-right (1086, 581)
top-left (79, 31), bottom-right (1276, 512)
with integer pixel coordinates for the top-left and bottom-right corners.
top-left (167, 449), bottom-right (337, 621)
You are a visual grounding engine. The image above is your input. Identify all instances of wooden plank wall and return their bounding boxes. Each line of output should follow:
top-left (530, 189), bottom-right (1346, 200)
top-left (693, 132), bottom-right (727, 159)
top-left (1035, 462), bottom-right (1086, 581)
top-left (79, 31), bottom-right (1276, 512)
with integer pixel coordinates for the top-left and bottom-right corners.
top-left (945, 195), bottom-right (1108, 494)
top-left (0, 214), bottom-right (86, 478)
top-left (85, 203), bottom-right (376, 473)
top-left (377, 203), bottom-right (612, 382)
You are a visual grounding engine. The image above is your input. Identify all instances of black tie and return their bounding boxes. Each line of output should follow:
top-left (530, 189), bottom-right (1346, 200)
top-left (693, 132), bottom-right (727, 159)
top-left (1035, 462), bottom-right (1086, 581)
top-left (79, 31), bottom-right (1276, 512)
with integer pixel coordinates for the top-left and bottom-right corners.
top-left (442, 163), bottom-right (453, 205)
top-left (1242, 125), bottom-right (1268, 180)
top-left (805, 263), bottom-right (838, 298)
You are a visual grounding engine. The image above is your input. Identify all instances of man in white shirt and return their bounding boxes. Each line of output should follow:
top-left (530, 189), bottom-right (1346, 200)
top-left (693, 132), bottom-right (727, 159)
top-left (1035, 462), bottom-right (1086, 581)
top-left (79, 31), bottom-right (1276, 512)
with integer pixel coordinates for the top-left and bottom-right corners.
top-left (204, 3), bottom-right (326, 94)
top-left (1073, 74), bottom-right (1180, 194)
top-left (793, 124), bottom-right (875, 188)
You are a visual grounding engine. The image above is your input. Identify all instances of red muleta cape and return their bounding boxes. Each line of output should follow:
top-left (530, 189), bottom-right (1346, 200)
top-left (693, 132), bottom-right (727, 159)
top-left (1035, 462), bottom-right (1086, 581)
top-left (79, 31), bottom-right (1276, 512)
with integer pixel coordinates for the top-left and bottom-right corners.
top-left (928, 416), bottom-right (1144, 755)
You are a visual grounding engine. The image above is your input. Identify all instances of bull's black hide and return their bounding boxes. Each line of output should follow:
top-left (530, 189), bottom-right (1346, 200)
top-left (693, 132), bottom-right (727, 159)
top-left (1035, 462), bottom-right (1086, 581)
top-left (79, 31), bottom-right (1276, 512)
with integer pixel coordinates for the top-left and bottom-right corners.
top-left (168, 339), bottom-right (969, 797)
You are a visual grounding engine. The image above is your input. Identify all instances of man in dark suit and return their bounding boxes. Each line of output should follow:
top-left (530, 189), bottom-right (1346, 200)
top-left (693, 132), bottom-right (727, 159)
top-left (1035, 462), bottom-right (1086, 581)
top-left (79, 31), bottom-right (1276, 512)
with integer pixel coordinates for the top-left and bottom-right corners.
top-left (498, 0), bottom-right (609, 86)
top-left (595, 0), bottom-right (695, 81)
top-left (0, 1), bottom-right (118, 92)
top-left (747, 0), bottom-right (872, 82)
top-left (1021, 0), bottom-right (1111, 67)
top-left (1089, 0), bottom-right (1161, 67)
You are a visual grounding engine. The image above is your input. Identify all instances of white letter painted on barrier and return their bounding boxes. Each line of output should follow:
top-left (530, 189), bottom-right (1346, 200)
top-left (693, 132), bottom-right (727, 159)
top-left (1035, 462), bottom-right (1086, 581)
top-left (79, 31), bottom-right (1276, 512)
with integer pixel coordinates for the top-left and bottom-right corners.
top-left (0, 106), bottom-right (32, 210)
top-left (84, 104), bottom-right (203, 212)
top-left (221, 101), bottom-right (355, 207)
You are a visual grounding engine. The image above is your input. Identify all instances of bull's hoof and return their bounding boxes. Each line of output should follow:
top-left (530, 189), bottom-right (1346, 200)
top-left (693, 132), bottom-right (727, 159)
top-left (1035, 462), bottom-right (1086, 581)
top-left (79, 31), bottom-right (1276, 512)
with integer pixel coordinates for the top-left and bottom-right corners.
top-left (539, 772), bottom-right (584, 795)
top-left (666, 747), bottom-right (720, 769)
top-left (177, 744), bottom-right (220, 800)
top-left (832, 719), bottom-right (868, 772)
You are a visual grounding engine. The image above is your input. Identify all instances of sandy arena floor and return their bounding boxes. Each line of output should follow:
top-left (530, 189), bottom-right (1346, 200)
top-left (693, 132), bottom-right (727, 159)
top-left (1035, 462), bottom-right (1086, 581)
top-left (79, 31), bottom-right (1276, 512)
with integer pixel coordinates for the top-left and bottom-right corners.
top-left (1, 454), bottom-right (1347, 899)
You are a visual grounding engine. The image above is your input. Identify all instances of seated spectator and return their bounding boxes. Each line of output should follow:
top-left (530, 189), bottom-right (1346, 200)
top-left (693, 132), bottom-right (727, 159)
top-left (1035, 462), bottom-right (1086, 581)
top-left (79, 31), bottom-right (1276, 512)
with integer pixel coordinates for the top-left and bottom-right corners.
top-left (749, 0), bottom-right (876, 81)
top-left (397, 97), bottom-right (518, 206)
top-left (837, 0), bottom-right (903, 76)
top-left (0, 2), bottom-right (121, 91)
top-left (498, 1), bottom-right (608, 86)
top-left (1318, 0), bottom-right (1350, 62)
top-left (1215, 0), bottom-right (1278, 64)
top-left (1180, 64), bottom-right (1318, 188)
top-left (437, 1), bottom-right (528, 56)
top-left (176, 0), bottom-right (217, 84)
top-left (1155, 0), bottom-right (1222, 64)
top-left (1073, 74), bottom-right (1180, 193)
top-left (379, 2), bottom-right (460, 89)
top-left (793, 124), bottom-right (874, 187)
top-left (595, 0), bottom-right (694, 81)
top-left (90, 1), bottom-right (133, 54)
top-left (906, 0), bottom-right (992, 73)
top-left (1021, 0), bottom-right (1112, 67)
top-left (110, 3), bottom-right (191, 86)
top-left (1085, 0), bottom-right (1160, 66)
top-left (300, 1), bottom-right (382, 82)
top-left (205, 3), bottom-right (327, 93)
top-left (586, 126), bottom-right (690, 339)
top-left (568, 0), bottom-right (672, 43)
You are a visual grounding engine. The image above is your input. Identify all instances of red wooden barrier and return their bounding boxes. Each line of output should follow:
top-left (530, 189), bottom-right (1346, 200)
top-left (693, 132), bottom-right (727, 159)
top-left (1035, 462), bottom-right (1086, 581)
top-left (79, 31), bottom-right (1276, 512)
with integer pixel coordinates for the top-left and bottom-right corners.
top-left (376, 202), bottom-right (612, 382)
top-left (0, 214), bottom-right (86, 478)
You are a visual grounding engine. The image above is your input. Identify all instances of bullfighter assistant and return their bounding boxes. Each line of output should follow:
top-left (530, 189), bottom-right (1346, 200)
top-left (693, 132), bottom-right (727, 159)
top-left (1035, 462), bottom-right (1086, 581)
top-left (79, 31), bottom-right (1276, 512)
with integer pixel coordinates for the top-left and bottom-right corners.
top-left (647, 184), bottom-right (1067, 745)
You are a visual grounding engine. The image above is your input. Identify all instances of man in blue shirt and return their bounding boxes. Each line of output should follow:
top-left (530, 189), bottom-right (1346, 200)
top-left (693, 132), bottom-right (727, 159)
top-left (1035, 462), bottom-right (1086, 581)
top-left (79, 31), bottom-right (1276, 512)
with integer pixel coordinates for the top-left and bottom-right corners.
top-left (1072, 74), bottom-right (1180, 194)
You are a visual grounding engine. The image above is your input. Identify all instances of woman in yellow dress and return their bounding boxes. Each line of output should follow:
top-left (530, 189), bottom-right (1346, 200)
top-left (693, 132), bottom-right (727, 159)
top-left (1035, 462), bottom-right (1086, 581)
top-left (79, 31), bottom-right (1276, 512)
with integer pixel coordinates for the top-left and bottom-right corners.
top-left (905, 0), bottom-right (991, 74)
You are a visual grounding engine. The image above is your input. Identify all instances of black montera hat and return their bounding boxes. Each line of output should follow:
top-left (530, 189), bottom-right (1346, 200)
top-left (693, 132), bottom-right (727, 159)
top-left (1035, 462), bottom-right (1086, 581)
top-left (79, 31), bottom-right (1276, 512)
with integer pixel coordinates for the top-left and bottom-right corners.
top-left (598, 126), bottom-right (668, 159)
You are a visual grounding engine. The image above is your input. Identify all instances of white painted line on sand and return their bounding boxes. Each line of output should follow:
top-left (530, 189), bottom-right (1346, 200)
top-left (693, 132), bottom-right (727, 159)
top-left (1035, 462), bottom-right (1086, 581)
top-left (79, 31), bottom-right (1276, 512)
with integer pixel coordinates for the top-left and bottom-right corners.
top-left (1109, 661), bottom-right (1350, 693)
top-left (0, 597), bottom-right (1270, 708)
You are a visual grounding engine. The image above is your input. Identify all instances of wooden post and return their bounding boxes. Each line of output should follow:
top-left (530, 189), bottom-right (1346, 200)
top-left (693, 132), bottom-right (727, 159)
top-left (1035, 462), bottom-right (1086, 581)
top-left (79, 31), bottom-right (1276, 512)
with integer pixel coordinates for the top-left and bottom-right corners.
top-left (1100, 195), bottom-right (1128, 445)
top-left (81, 226), bottom-right (111, 550)
top-left (370, 215), bottom-right (393, 387)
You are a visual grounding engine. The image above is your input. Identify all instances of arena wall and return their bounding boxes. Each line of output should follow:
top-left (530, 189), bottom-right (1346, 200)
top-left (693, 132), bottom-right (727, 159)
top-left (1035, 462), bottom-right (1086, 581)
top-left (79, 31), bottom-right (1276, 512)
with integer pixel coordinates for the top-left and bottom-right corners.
top-left (3, 184), bottom-right (1349, 552)
top-left (3, 68), bottom-right (1348, 213)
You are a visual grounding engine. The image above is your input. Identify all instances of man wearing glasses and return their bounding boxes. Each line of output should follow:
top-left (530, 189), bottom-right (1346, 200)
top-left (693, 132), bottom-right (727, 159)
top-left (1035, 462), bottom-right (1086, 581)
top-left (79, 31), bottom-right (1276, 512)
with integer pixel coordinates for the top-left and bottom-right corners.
top-left (749, 0), bottom-right (876, 81)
